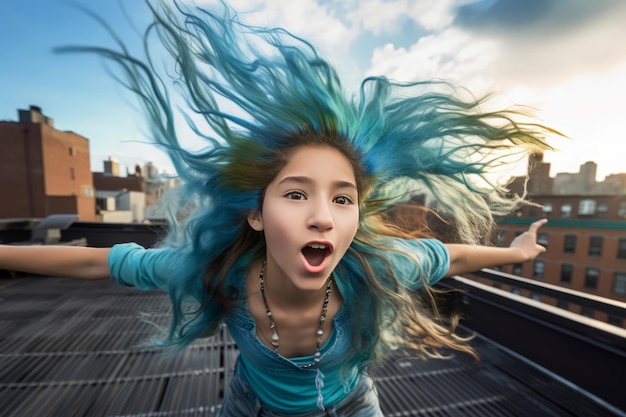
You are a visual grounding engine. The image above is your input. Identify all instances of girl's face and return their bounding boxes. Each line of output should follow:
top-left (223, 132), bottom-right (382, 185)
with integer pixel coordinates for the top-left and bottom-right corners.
top-left (248, 144), bottom-right (360, 292)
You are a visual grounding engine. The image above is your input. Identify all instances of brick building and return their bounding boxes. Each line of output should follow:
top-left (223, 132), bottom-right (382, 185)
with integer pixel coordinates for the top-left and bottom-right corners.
top-left (389, 152), bottom-right (626, 327)
top-left (485, 153), bottom-right (626, 327)
top-left (489, 197), bottom-right (626, 327)
top-left (0, 106), bottom-right (96, 221)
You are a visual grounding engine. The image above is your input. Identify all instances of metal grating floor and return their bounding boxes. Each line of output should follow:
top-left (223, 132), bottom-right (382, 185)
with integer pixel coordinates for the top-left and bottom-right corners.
top-left (1, 276), bottom-right (622, 417)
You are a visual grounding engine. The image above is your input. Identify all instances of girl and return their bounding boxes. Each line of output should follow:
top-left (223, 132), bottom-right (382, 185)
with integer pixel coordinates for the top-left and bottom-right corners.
top-left (1, 1), bottom-right (556, 415)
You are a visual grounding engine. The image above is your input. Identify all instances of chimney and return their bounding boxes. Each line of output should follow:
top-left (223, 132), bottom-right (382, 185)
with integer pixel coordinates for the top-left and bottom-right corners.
top-left (18, 105), bottom-right (54, 127)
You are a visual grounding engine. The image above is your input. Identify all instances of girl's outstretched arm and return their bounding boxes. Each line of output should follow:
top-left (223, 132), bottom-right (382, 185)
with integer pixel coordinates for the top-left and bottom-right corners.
top-left (444, 219), bottom-right (548, 277)
top-left (0, 245), bottom-right (111, 280)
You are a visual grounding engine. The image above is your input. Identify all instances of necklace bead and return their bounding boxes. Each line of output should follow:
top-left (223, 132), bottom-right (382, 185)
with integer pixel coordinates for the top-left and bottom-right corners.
top-left (259, 260), bottom-right (332, 368)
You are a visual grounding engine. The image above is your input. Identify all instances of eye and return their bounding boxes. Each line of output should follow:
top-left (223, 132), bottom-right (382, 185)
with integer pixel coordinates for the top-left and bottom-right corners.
top-left (333, 195), bottom-right (354, 205)
top-left (285, 191), bottom-right (306, 200)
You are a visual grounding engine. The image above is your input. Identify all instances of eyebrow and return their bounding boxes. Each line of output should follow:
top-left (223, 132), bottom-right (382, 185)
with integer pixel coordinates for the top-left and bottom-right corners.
top-left (277, 176), bottom-right (357, 191)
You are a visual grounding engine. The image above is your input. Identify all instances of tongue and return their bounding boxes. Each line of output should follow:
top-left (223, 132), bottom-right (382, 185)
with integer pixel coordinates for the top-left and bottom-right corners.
top-left (302, 247), bottom-right (326, 267)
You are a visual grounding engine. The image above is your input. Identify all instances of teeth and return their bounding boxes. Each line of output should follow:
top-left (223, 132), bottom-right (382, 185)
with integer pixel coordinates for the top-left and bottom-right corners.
top-left (308, 243), bottom-right (327, 249)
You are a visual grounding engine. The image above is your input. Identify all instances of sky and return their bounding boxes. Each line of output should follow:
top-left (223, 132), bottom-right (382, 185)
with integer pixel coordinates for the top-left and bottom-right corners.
top-left (1, 0), bottom-right (625, 181)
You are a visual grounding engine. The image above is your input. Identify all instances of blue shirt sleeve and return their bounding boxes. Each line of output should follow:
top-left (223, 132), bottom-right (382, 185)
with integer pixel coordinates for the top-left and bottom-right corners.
top-left (389, 238), bottom-right (450, 290)
top-left (108, 242), bottom-right (177, 291)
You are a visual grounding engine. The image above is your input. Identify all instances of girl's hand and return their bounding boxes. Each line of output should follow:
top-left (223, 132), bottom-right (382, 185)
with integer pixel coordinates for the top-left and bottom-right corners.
top-left (509, 218), bottom-right (548, 262)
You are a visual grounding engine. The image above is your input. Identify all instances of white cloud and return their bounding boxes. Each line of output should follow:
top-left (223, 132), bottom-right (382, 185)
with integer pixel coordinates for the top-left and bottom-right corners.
top-left (366, 27), bottom-right (499, 94)
top-left (405, 0), bottom-right (476, 31)
top-left (195, 0), bottom-right (357, 53)
top-left (347, 0), bottom-right (409, 35)
top-left (346, 0), bottom-right (479, 34)
top-left (461, 1), bottom-right (626, 91)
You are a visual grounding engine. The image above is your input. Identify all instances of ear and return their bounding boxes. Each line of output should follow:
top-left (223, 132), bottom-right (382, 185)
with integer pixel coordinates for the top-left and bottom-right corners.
top-left (247, 210), bottom-right (264, 231)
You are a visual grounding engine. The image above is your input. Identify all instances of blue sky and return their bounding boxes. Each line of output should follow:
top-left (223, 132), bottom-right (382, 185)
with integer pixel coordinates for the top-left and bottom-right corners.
top-left (2, 0), bottom-right (625, 180)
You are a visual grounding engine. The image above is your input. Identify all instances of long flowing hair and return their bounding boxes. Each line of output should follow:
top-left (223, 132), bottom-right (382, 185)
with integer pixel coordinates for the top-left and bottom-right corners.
top-left (59, 0), bottom-right (557, 367)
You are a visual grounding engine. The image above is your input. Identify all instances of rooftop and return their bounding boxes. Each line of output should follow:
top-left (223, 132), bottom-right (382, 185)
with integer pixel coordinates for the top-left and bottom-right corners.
top-left (0, 221), bottom-right (624, 416)
top-left (0, 275), bottom-right (623, 417)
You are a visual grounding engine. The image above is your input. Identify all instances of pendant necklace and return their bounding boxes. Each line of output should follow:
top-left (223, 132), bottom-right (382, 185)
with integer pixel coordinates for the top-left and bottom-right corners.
top-left (259, 260), bottom-right (332, 368)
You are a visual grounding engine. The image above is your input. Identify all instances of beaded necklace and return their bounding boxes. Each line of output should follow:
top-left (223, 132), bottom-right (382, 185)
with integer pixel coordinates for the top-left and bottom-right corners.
top-left (259, 260), bottom-right (332, 368)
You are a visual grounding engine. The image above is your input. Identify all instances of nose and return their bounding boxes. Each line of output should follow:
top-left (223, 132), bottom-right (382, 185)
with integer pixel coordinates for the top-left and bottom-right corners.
top-left (307, 200), bottom-right (334, 232)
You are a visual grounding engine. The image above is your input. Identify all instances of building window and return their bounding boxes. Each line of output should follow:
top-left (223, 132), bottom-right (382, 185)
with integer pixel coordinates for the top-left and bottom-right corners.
top-left (578, 199), bottom-right (596, 216)
top-left (561, 203), bottom-right (572, 218)
top-left (618, 238), bottom-right (626, 260)
top-left (531, 294), bottom-right (541, 302)
top-left (597, 203), bottom-right (608, 218)
top-left (613, 272), bottom-right (626, 296)
top-left (584, 268), bottom-right (599, 290)
top-left (542, 202), bottom-right (553, 215)
top-left (581, 307), bottom-right (594, 318)
top-left (537, 232), bottom-right (548, 248)
top-left (83, 186), bottom-right (95, 198)
top-left (557, 300), bottom-right (569, 309)
top-left (70, 167), bottom-right (75, 180)
top-left (588, 236), bottom-right (603, 257)
top-left (533, 260), bottom-right (545, 279)
top-left (563, 234), bottom-right (576, 254)
top-left (608, 316), bottom-right (623, 327)
top-left (513, 264), bottom-right (523, 276)
top-left (560, 263), bottom-right (573, 284)
top-left (618, 202), bottom-right (626, 218)
top-left (69, 146), bottom-right (75, 156)
top-left (511, 288), bottom-right (521, 295)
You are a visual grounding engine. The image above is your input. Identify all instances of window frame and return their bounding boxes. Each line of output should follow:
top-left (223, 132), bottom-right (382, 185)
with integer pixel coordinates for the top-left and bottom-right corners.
top-left (588, 236), bottom-right (603, 257)
top-left (584, 268), bottom-right (600, 290)
top-left (560, 263), bottom-right (573, 284)
top-left (618, 238), bottom-right (626, 260)
top-left (563, 234), bottom-right (577, 254)
top-left (613, 272), bottom-right (626, 296)
top-left (533, 259), bottom-right (545, 280)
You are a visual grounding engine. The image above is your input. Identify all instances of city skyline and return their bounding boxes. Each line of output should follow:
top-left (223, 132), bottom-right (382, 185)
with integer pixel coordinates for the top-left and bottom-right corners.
top-left (2, 0), bottom-right (626, 180)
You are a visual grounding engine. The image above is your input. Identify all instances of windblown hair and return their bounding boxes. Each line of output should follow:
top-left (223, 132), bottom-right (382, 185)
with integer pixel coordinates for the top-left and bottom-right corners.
top-left (60, 0), bottom-right (556, 367)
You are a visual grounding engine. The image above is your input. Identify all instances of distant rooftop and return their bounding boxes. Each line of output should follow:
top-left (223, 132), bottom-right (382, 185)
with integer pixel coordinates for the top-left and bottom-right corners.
top-left (92, 172), bottom-right (145, 193)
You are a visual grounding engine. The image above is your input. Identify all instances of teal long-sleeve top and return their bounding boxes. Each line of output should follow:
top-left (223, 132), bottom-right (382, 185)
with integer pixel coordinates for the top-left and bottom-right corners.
top-left (108, 238), bottom-right (450, 414)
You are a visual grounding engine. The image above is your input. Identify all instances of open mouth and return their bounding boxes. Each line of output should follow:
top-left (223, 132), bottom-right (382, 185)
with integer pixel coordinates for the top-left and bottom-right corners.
top-left (301, 243), bottom-right (332, 267)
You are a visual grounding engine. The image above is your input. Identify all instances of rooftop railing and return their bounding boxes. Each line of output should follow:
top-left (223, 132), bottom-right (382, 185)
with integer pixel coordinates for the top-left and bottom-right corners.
top-left (438, 270), bottom-right (626, 412)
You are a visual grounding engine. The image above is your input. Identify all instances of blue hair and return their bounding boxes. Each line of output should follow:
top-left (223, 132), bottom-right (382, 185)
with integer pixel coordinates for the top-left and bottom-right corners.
top-left (58, 0), bottom-right (556, 365)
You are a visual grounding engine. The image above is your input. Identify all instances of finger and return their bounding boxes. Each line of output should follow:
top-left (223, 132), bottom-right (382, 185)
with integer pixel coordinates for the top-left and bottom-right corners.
top-left (529, 218), bottom-right (548, 232)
